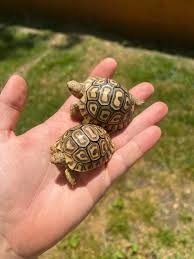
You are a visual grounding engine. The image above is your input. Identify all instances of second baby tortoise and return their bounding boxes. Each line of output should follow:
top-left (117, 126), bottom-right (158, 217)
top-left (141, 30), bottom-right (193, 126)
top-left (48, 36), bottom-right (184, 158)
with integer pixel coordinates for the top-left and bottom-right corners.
top-left (50, 124), bottom-right (114, 185)
top-left (67, 77), bottom-right (143, 132)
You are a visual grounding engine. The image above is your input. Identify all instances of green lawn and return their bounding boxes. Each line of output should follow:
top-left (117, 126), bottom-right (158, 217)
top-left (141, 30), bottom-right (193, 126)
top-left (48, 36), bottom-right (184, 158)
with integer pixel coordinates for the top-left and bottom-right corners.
top-left (0, 21), bottom-right (194, 259)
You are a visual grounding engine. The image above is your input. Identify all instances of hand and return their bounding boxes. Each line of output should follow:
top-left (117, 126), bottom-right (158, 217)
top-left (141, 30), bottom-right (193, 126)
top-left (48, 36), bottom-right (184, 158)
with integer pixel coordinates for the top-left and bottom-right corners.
top-left (0, 58), bottom-right (168, 258)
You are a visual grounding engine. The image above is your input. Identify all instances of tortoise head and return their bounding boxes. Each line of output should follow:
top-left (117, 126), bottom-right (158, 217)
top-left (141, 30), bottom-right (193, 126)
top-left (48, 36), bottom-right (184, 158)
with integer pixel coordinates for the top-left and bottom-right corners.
top-left (67, 80), bottom-right (84, 98)
top-left (50, 144), bottom-right (66, 165)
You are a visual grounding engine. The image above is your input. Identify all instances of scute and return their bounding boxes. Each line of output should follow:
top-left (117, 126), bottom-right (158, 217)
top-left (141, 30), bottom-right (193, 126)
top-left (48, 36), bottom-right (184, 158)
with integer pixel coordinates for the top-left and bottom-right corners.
top-left (72, 129), bottom-right (90, 147)
top-left (99, 138), bottom-right (108, 156)
top-left (82, 124), bottom-right (99, 141)
top-left (92, 78), bottom-right (107, 86)
top-left (73, 148), bottom-right (91, 163)
top-left (108, 112), bottom-right (123, 124)
top-left (87, 142), bottom-right (101, 161)
top-left (110, 88), bottom-right (124, 110)
top-left (95, 125), bottom-right (107, 137)
top-left (122, 93), bottom-right (132, 111)
top-left (108, 79), bottom-right (119, 87)
top-left (98, 108), bottom-right (111, 122)
top-left (86, 85), bottom-right (99, 100)
top-left (87, 101), bottom-right (99, 117)
top-left (63, 137), bottom-right (78, 155)
top-left (98, 85), bottom-right (112, 105)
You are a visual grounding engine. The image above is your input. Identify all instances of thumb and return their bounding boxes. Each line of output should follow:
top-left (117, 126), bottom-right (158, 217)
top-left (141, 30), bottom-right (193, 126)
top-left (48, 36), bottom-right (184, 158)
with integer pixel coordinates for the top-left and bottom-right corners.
top-left (0, 75), bottom-right (27, 134)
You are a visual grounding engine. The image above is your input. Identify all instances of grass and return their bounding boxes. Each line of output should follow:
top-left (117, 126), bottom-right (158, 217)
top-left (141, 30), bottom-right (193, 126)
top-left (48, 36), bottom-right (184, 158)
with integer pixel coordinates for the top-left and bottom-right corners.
top-left (0, 21), bottom-right (194, 258)
top-left (129, 193), bottom-right (156, 224)
top-left (156, 227), bottom-right (176, 247)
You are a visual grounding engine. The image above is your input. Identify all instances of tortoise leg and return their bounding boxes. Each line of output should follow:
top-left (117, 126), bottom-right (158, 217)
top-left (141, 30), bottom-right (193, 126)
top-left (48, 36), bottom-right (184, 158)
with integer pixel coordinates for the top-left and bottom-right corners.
top-left (132, 95), bottom-right (144, 106)
top-left (82, 115), bottom-right (92, 124)
top-left (70, 102), bottom-right (82, 120)
top-left (135, 98), bottom-right (144, 106)
top-left (65, 169), bottom-right (76, 186)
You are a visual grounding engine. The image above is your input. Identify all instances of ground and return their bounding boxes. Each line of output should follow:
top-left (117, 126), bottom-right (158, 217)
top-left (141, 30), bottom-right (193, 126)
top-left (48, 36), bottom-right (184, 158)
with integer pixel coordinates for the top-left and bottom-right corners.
top-left (0, 20), bottom-right (194, 259)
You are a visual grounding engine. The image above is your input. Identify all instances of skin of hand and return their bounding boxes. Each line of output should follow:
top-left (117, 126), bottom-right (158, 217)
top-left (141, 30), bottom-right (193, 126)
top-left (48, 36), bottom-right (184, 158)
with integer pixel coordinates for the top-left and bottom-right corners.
top-left (0, 58), bottom-right (168, 258)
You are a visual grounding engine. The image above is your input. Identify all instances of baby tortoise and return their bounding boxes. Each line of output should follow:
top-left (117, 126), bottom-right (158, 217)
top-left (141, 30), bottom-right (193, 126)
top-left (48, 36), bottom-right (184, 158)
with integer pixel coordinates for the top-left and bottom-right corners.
top-left (50, 124), bottom-right (114, 186)
top-left (67, 77), bottom-right (143, 132)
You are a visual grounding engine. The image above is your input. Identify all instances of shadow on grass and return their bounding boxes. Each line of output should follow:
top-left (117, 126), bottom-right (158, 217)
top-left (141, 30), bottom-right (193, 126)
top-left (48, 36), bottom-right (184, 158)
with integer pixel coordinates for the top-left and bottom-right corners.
top-left (0, 21), bottom-right (83, 60)
top-left (0, 14), bottom-right (194, 59)
top-left (0, 25), bottom-right (48, 59)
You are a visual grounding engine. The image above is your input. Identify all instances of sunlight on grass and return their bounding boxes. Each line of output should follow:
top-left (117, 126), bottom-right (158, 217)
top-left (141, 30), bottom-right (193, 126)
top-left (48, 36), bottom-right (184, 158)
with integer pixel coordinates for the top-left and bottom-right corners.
top-left (0, 21), bottom-right (194, 258)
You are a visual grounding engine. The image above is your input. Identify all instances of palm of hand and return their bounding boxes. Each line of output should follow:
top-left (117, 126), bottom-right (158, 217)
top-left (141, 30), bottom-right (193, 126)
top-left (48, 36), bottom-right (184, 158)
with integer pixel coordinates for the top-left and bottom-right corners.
top-left (0, 59), bottom-right (167, 257)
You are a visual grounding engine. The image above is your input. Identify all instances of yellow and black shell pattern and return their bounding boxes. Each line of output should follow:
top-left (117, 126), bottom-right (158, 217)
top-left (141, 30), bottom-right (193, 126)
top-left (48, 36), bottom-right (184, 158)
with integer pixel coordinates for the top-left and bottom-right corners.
top-left (79, 78), bottom-right (135, 132)
top-left (56, 124), bottom-right (114, 173)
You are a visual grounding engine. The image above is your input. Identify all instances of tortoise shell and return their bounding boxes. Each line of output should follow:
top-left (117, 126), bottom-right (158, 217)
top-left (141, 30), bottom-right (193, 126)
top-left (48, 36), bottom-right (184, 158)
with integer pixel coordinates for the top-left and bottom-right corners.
top-left (68, 77), bottom-right (143, 132)
top-left (50, 124), bottom-right (114, 174)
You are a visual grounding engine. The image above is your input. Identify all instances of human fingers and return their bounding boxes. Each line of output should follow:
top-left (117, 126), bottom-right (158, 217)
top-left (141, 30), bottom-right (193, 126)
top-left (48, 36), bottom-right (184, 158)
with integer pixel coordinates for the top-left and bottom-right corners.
top-left (108, 125), bottom-right (161, 182)
top-left (113, 101), bottom-right (168, 148)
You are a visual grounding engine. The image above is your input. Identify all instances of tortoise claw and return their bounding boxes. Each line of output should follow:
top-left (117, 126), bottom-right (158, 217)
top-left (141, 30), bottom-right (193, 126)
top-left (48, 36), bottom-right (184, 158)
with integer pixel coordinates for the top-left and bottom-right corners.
top-left (65, 169), bottom-right (76, 186)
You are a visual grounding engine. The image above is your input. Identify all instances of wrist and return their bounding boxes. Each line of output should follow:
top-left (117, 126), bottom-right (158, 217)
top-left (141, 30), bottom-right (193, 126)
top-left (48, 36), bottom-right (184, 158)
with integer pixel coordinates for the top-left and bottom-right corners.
top-left (0, 235), bottom-right (37, 259)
